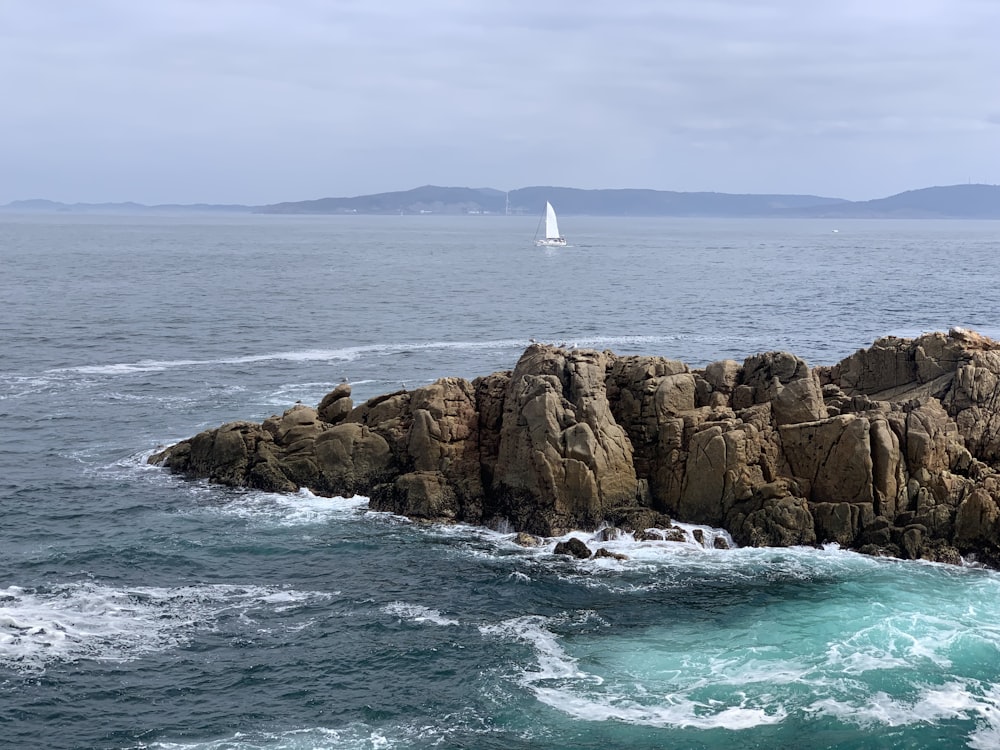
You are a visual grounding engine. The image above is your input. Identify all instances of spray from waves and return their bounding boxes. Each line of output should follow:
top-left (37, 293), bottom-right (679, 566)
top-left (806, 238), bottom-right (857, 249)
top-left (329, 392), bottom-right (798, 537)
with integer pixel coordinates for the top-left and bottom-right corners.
top-left (90, 448), bottom-right (372, 527)
top-left (0, 582), bottom-right (333, 673)
top-left (184, 486), bottom-right (371, 528)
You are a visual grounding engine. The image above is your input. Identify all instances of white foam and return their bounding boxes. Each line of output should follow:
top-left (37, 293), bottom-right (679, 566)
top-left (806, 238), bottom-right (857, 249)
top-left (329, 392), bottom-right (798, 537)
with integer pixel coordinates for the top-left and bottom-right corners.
top-left (146, 711), bottom-right (508, 750)
top-left (0, 582), bottom-right (331, 673)
top-left (496, 522), bottom-right (737, 564)
top-left (531, 686), bottom-right (787, 730)
top-left (808, 680), bottom-right (996, 729)
top-left (0, 374), bottom-right (55, 400)
top-left (481, 614), bottom-right (786, 730)
top-left (969, 684), bottom-right (1000, 750)
top-left (44, 338), bottom-right (534, 377)
top-left (39, 334), bottom-right (696, 380)
top-left (382, 602), bottom-right (458, 626)
top-left (820, 607), bottom-right (973, 680)
top-left (190, 487), bottom-right (370, 527)
top-left (149, 724), bottom-right (396, 749)
top-left (47, 349), bottom-right (363, 376)
top-left (480, 615), bottom-right (586, 681)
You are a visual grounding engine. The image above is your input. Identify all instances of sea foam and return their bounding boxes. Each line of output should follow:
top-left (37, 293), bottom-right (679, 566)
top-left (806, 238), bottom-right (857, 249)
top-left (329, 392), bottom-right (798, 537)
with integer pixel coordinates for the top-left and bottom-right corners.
top-left (0, 582), bottom-right (331, 673)
top-left (382, 602), bottom-right (458, 627)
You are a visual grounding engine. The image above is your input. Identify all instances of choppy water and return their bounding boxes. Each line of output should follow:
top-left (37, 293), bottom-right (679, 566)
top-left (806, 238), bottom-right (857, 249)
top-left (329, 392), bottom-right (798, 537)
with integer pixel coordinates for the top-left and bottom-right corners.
top-left (4, 213), bottom-right (1000, 749)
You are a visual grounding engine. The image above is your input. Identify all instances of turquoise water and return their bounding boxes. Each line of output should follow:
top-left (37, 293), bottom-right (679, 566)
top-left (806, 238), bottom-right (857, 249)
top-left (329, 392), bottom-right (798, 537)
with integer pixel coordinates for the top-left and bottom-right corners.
top-left (3, 214), bottom-right (1000, 748)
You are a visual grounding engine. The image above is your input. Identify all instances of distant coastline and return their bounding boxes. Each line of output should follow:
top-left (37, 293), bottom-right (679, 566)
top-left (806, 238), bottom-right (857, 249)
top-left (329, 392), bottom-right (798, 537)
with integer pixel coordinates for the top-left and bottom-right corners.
top-left (4, 183), bottom-right (1000, 219)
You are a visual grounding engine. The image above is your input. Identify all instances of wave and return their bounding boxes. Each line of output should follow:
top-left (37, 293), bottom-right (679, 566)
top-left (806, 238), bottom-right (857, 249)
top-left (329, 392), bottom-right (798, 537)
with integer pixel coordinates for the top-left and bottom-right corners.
top-left (39, 334), bottom-right (697, 378)
top-left (184, 487), bottom-right (371, 528)
top-left (0, 582), bottom-right (333, 673)
top-left (43, 339), bottom-right (531, 377)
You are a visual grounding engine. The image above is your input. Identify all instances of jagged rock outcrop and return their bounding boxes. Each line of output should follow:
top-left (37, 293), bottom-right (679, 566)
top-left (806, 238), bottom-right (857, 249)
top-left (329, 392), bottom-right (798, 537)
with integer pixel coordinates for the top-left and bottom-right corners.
top-left (150, 328), bottom-right (1000, 567)
top-left (490, 346), bottom-right (638, 534)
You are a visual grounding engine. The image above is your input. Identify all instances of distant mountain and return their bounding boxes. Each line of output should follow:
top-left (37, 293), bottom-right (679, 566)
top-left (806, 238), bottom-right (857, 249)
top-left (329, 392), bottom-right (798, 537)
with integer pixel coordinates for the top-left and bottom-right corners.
top-left (780, 184), bottom-right (1000, 219)
top-left (259, 185), bottom-right (506, 215)
top-left (4, 184), bottom-right (1000, 218)
top-left (255, 184), bottom-right (847, 217)
top-left (0, 199), bottom-right (254, 214)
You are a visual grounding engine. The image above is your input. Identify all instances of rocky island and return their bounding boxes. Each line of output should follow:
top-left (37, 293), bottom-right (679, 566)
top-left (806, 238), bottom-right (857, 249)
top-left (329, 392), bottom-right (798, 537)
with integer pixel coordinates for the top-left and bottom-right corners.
top-left (150, 329), bottom-right (1000, 567)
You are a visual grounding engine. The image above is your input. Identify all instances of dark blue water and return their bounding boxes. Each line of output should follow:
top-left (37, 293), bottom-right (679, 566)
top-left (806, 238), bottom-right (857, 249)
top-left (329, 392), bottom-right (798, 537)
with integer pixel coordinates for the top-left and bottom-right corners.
top-left (4, 214), bottom-right (1000, 749)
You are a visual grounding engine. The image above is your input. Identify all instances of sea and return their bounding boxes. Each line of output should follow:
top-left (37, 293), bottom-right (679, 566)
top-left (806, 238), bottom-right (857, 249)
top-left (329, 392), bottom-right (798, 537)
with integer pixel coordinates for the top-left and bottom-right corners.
top-left (3, 213), bottom-right (1000, 750)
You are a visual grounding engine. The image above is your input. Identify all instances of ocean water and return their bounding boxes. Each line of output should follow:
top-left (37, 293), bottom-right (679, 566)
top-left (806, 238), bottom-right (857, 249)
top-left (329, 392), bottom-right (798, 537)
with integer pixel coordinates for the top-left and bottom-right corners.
top-left (4, 213), bottom-right (1000, 749)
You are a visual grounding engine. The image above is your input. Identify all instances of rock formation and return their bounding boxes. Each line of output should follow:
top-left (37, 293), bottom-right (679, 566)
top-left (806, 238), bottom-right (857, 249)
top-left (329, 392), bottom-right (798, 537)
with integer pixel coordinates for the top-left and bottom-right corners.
top-left (150, 328), bottom-right (1000, 567)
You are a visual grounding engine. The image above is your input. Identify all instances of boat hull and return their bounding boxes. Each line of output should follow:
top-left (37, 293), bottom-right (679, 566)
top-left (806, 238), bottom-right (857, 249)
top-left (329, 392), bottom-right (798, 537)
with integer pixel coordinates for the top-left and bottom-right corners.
top-left (534, 238), bottom-right (567, 247)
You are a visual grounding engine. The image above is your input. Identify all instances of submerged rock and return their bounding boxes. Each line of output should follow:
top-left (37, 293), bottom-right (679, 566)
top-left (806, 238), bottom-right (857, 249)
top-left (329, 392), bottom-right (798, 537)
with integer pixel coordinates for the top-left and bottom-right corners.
top-left (150, 328), bottom-right (1000, 568)
top-left (553, 538), bottom-right (592, 559)
top-left (594, 547), bottom-right (628, 561)
top-left (513, 532), bottom-right (543, 548)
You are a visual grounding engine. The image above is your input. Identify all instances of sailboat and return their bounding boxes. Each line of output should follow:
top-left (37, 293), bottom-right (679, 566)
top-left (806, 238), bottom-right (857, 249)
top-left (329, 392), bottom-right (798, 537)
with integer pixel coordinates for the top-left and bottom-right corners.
top-left (534, 201), bottom-right (567, 247)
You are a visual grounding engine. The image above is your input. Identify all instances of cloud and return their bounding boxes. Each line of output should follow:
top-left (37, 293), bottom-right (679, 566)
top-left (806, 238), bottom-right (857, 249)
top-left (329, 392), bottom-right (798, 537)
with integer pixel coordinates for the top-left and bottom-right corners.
top-left (2, 0), bottom-right (999, 202)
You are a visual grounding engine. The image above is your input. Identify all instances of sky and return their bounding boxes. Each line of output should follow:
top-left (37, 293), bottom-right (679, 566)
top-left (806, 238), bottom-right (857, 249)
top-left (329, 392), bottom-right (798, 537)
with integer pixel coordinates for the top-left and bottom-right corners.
top-left (3, 0), bottom-right (1000, 204)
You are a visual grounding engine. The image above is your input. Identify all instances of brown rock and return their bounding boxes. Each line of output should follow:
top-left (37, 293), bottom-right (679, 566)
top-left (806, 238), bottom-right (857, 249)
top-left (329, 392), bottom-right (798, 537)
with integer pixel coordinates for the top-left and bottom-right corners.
top-left (492, 346), bottom-right (637, 534)
top-left (513, 531), bottom-right (542, 547)
top-left (553, 537), bottom-right (592, 559)
top-left (954, 487), bottom-right (1000, 547)
top-left (314, 423), bottom-right (392, 496)
top-left (317, 383), bottom-right (353, 424)
top-left (147, 332), bottom-right (1000, 569)
top-left (594, 547), bottom-right (628, 560)
top-left (780, 415), bottom-right (874, 505)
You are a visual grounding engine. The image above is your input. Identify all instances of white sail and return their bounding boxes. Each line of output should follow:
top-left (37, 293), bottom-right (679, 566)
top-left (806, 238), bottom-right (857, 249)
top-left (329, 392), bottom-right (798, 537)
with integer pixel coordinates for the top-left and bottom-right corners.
top-left (544, 201), bottom-right (561, 239)
top-left (534, 201), bottom-right (567, 246)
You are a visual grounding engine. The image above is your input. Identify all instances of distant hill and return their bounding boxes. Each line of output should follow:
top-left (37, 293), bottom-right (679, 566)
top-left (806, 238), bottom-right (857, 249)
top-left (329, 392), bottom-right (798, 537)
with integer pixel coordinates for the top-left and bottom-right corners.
top-left (256, 184), bottom-right (847, 217)
top-left (256, 183), bottom-right (1000, 218)
top-left (0, 199), bottom-right (254, 214)
top-left (4, 184), bottom-right (1000, 218)
top-left (780, 184), bottom-right (1000, 219)
top-left (260, 185), bottom-right (506, 215)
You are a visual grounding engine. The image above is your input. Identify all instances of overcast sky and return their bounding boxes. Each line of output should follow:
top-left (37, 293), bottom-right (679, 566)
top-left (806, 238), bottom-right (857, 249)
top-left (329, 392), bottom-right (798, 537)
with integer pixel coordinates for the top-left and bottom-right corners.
top-left (3, 0), bottom-right (999, 204)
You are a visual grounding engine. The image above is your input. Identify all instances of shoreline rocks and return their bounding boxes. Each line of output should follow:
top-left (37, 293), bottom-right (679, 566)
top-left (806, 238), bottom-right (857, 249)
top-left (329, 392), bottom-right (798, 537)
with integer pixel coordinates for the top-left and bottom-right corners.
top-left (150, 328), bottom-right (1000, 568)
